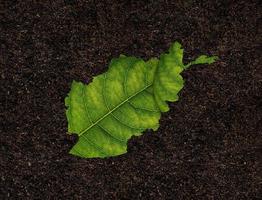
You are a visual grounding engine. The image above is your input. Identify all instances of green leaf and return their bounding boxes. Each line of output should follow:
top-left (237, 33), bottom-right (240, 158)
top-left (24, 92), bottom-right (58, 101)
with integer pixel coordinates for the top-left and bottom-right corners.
top-left (65, 42), bottom-right (217, 158)
top-left (153, 42), bottom-right (185, 112)
top-left (185, 55), bottom-right (218, 69)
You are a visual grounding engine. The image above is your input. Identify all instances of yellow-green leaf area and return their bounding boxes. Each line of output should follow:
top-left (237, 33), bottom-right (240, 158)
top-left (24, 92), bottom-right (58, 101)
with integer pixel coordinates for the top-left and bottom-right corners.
top-left (65, 42), bottom-right (218, 158)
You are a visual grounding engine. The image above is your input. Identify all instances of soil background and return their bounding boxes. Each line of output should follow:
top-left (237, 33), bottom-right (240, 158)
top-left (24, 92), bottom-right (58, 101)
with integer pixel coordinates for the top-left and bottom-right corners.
top-left (0, 0), bottom-right (261, 199)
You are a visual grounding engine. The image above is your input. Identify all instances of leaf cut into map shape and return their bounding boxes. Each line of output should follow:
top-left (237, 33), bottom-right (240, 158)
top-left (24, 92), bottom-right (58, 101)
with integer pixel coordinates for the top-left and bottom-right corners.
top-left (65, 42), bottom-right (218, 158)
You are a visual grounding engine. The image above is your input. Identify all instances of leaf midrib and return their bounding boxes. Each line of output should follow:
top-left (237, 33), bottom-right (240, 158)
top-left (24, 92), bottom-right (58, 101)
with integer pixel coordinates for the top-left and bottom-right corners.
top-left (79, 84), bottom-right (152, 136)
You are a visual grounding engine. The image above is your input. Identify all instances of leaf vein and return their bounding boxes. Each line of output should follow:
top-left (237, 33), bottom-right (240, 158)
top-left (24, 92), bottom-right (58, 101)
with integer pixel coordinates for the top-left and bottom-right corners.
top-left (82, 134), bottom-right (108, 156)
top-left (110, 111), bottom-right (144, 130)
top-left (81, 86), bottom-right (94, 124)
top-left (102, 73), bottom-right (145, 130)
top-left (98, 124), bottom-right (126, 144)
top-left (128, 101), bottom-right (159, 113)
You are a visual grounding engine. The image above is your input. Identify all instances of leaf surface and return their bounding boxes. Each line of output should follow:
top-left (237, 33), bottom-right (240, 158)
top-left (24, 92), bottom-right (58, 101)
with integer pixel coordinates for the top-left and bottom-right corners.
top-left (65, 42), bottom-right (217, 158)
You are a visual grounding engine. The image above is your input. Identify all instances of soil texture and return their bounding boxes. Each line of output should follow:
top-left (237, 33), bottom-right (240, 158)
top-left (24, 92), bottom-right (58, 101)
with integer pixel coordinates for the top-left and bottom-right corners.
top-left (0, 0), bottom-right (261, 199)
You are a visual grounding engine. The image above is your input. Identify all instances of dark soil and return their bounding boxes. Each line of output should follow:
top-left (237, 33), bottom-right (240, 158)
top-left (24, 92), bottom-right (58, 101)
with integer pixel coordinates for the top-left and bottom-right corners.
top-left (1, 0), bottom-right (261, 199)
